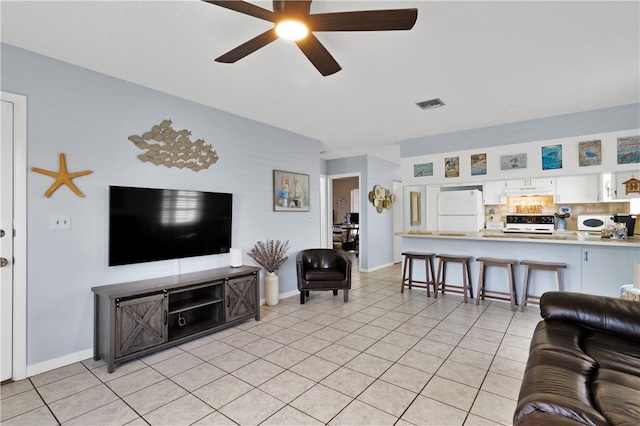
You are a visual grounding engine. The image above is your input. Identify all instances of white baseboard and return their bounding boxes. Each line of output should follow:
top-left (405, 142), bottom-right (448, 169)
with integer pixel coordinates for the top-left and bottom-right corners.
top-left (279, 289), bottom-right (300, 300)
top-left (260, 289), bottom-right (300, 305)
top-left (360, 262), bottom-right (394, 273)
top-left (26, 348), bottom-right (94, 377)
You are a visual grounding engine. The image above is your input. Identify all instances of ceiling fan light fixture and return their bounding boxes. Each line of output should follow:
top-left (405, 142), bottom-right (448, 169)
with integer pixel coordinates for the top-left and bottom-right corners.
top-left (275, 20), bottom-right (308, 40)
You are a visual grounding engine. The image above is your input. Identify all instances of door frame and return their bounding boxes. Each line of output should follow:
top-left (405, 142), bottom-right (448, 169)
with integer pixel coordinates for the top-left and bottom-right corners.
top-left (327, 173), bottom-right (361, 268)
top-left (1, 92), bottom-right (28, 380)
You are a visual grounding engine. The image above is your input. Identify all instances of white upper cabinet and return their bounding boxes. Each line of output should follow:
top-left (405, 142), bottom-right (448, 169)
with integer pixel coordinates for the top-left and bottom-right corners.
top-left (613, 171), bottom-right (640, 199)
top-left (555, 175), bottom-right (599, 204)
top-left (483, 181), bottom-right (506, 205)
top-left (529, 177), bottom-right (556, 188)
top-left (505, 178), bottom-right (555, 189)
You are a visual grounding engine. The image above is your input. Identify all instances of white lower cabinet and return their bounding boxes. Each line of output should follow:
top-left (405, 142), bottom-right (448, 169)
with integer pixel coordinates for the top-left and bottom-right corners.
top-left (581, 247), bottom-right (639, 298)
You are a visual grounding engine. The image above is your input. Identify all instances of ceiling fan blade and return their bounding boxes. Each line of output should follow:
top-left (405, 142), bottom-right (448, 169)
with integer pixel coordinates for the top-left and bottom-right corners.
top-left (203, 0), bottom-right (276, 22)
top-left (308, 9), bottom-right (418, 31)
top-left (215, 29), bottom-right (279, 63)
top-left (295, 33), bottom-right (341, 76)
top-left (283, 0), bottom-right (312, 17)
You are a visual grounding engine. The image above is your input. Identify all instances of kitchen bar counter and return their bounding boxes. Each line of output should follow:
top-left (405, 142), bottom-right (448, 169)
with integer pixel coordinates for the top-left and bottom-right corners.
top-left (400, 230), bottom-right (640, 300)
top-left (398, 230), bottom-right (640, 248)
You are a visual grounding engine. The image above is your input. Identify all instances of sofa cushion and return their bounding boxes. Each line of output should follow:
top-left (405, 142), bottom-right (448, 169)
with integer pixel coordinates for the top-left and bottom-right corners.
top-left (515, 349), bottom-right (606, 426)
top-left (528, 321), bottom-right (594, 363)
top-left (584, 331), bottom-right (640, 377)
top-left (540, 291), bottom-right (640, 340)
top-left (514, 412), bottom-right (594, 426)
top-left (592, 369), bottom-right (640, 425)
top-left (515, 292), bottom-right (640, 426)
top-left (305, 269), bottom-right (344, 281)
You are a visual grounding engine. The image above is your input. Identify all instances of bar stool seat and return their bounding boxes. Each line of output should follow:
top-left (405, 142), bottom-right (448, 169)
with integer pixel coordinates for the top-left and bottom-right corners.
top-left (435, 254), bottom-right (474, 303)
top-left (521, 260), bottom-right (567, 311)
top-left (401, 252), bottom-right (436, 297)
top-left (475, 257), bottom-right (519, 311)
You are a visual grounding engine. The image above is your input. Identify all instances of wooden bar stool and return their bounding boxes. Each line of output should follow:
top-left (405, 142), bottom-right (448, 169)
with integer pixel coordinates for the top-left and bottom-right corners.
top-left (401, 252), bottom-right (436, 297)
top-left (521, 260), bottom-right (567, 312)
top-left (475, 257), bottom-right (519, 311)
top-left (435, 254), bottom-right (474, 303)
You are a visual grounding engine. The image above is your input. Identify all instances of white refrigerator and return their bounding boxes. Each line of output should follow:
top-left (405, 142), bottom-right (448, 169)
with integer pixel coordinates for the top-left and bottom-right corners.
top-left (438, 189), bottom-right (484, 232)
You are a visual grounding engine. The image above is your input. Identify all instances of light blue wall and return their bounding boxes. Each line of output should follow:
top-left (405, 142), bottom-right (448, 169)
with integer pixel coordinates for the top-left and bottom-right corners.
top-left (1, 44), bottom-right (322, 366)
top-left (401, 103), bottom-right (640, 157)
top-left (365, 157), bottom-right (401, 270)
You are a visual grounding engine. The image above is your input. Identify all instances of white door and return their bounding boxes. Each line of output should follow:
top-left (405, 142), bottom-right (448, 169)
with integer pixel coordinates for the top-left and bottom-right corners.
top-left (1, 100), bottom-right (14, 381)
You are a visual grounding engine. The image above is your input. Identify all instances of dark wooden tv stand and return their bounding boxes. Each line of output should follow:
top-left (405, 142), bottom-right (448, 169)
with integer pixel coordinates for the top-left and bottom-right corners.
top-left (92, 265), bottom-right (260, 372)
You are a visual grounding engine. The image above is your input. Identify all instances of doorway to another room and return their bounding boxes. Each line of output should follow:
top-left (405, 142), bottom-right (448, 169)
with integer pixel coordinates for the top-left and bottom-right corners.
top-left (329, 175), bottom-right (360, 266)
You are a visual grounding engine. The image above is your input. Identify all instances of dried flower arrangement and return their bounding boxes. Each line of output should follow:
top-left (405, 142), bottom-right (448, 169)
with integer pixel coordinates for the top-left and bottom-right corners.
top-left (248, 239), bottom-right (290, 273)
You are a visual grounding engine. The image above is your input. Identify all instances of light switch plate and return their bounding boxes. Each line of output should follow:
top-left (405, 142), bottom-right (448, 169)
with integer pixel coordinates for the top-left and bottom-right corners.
top-left (51, 215), bottom-right (71, 230)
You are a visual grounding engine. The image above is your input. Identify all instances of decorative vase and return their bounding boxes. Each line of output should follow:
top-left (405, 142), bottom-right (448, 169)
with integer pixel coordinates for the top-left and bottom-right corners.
top-left (265, 272), bottom-right (279, 306)
top-left (280, 198), bottom-right (288, 207)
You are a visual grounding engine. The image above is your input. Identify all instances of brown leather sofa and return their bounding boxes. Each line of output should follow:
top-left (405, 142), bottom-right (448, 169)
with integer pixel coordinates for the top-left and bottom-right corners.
top-left (296, 249), bottom-right (351, 304)
top-left (514, 291), bottom-right (640, 425)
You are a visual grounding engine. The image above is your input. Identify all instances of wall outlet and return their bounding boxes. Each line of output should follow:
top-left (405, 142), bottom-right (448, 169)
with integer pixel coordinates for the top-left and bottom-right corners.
top-left (51, 215), bottom-right (71, 230)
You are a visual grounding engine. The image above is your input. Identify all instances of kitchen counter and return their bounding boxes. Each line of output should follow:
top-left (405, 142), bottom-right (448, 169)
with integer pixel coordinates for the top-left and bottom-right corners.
top-left (398, 230), bottom-right (640, 248)
top-left (399, 230), bottom-right (640, 301)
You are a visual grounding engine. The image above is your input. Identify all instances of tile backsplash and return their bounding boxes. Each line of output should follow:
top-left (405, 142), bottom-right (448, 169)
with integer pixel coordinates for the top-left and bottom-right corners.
top-left (485, 196), bottom-right (630, 230)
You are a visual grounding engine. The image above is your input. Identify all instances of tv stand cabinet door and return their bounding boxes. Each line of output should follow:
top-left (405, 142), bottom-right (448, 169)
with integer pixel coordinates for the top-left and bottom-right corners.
top-left (115, 293), bottom-right (167, 358)
top-left (225, 275), bottom-right (257, 322)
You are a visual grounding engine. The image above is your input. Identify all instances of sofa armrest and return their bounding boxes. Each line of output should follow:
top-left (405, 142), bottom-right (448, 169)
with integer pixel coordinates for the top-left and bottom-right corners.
top-left (540, 291), bottom-right (640, 340)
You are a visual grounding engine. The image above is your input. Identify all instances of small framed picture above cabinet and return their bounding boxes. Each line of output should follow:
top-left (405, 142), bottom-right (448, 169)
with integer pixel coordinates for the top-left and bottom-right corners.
top-left (617, 136), bottom-right (640, 164)
top-left (471, 153), bottom-right (487, 176)
top-left (578, 140), bottom-right (602, 167)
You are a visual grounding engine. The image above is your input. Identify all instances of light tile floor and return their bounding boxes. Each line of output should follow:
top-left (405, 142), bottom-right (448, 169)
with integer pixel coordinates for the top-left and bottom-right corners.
top-left (1, 257), bottom-right (540, 425)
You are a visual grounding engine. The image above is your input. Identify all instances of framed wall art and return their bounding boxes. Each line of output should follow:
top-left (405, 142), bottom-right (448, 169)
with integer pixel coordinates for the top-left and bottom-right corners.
top-left (578, 140), bottom-right (602, 167)
top-left (410, 191), bottom-right (421, 226)
top-left (273, 170), bottom-right (309, 212)
top-left (500, 153), bottom-right (527, 170)
top-left (542, 144), bottom-right (562, 170)
top-left (470, 153), bottom-right (487, 176)
top-left (444, 156), bottom-right (459, 178)
top-left (414, 162), bottom-right (433, 177)
top-left (617, 136), bottom-right (640, 164)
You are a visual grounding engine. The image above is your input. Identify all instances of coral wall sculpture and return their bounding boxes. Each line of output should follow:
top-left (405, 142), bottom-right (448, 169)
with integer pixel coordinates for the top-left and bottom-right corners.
top-left (128, 119), bottom-right (219, 171)
top-left (368, 185), bottom-right (396, 213)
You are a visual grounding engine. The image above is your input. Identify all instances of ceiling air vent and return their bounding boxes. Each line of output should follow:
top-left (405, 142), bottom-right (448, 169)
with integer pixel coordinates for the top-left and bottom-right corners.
top-left (416, 98), bottom-right (445, 110)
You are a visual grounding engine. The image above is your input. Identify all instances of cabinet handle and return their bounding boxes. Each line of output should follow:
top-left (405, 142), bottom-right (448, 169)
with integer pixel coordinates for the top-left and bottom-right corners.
top-left (227, 295), bottom-right (230, 308)
top-left (584, 251), bottom-right (588, 262)
top-left (164, 310), bottom-right (167, 325)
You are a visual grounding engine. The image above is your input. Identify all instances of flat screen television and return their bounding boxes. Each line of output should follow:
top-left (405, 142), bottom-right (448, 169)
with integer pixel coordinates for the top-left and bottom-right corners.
top-left (109, 186), bottom-right (232, 266)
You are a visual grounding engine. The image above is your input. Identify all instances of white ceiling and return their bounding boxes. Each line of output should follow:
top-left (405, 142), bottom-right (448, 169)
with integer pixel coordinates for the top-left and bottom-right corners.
top-left (2, 0), bottom-right (639, 163)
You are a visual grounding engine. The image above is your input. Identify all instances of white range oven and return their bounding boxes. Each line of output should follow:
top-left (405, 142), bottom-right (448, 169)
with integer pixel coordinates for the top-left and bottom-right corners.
top-left (577, 215), bottom-right (613, 232)
top-left (503, 215), bottom-right (555, 234)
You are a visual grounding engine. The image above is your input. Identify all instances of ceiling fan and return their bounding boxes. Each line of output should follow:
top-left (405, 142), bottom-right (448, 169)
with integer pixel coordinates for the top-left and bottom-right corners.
top-left (203, 0), bottom-right (418, 76)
